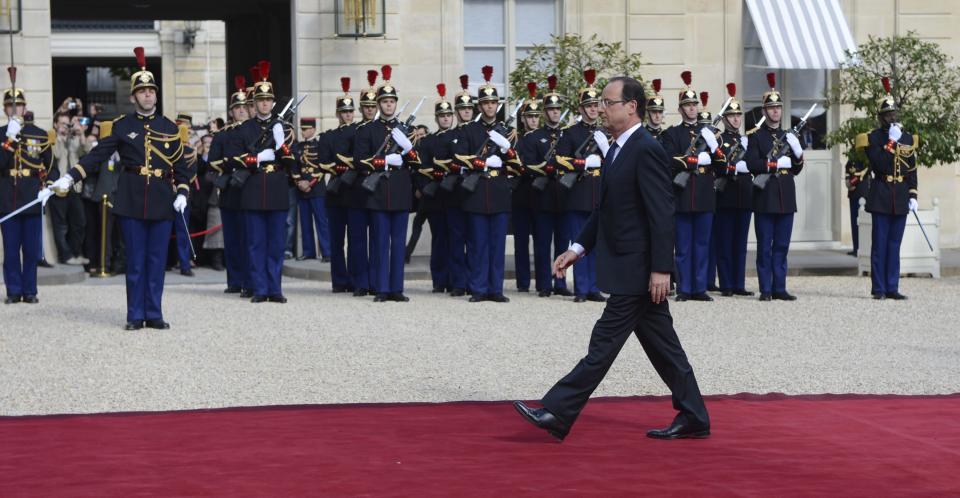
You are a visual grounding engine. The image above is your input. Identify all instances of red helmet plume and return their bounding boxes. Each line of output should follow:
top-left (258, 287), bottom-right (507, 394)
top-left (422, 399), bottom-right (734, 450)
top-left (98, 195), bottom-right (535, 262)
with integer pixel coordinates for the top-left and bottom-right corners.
top-left (481, 65), bottom-right (493, 82)
top-left (652, 78), bottom-right (661, 93)
top-left (882, 76), bottom-right (892, 94)
top-left (134, 46), bottom-right (146, 69)
top-left (436, 83), bottom-right (446, 97)
top-left (766, 72), bottom-right (776, 89)
top-left (249, 66), bottom-right (261, 85)
top-left (367, 70), bottom-right (378, 87)
top-left (681, 71), bottom-right (692, 86)
top-left (584, 69), bottom-right (596, 86)
top-left (234, 75), bottom-right (246, 93)
top-left (726, 82), bottom-right (736, 97)
top-left (459, 74), bottom-right (469, 90)
top-left (381, 65), bottom-right (392, 82)
top-left (547, 74), bottom-right (557, 91)
top-left (700, 92), bottom-right (709, 108)
top-left (257, 60), bottom-right (271, 82)
top-left (341, 77), bottom-right (351, 93)
top-left (7, 66), bottom-right (16, 86)
top-left (526, 81), bottom-right (537, 98)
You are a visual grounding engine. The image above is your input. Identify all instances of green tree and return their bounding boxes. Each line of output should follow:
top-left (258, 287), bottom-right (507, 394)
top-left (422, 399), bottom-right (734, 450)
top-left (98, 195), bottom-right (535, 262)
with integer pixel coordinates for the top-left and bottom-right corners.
top-left (509, 34), bottom-right (645, 115)
top-left (826, 32), bottom-right (960, 167)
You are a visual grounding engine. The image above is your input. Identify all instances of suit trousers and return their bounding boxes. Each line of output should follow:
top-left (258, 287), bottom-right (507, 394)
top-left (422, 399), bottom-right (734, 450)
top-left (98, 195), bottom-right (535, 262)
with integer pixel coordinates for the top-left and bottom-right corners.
top-left (542, 294), bottom-right (709, 428)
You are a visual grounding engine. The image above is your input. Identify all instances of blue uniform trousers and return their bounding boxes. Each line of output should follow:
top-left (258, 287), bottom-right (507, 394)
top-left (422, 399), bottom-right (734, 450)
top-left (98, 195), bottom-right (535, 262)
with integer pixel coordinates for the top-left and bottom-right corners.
top-left (674, 212), bottom-right (714, 295)
top-left (245, 210), bottom-right (287, 297)
top-left (566, 211), bottom-right (599, 296)
top-left (715, 209), bottom-right (752, 292)
top-left (754, 213), bottom-right (794, 295)
top-left (369, 210), bottom-right (409, 294)
top-left (118, 216), bottom-right (172, 322)
top-left (220, 207), bottom-right (250, 290)
top-left (533, 211), bottom-right (568, 293)
top-left (1, 213), bottom-right (41, 298)
top-left (447, 207), bottom-right (468, 291)
top-left (512, 206), bottom-right (533, 291)
top-left (326, 205), bottom-right (350, 289)
top-left (173, 204), bottom-right (192, 271)
top-left (427, 211), bottom-right (449, 290)
top-left (298, 196), bottom-right (331, 259)
top-left (870, 213), bottom-right (907, 295)
top-left (467, 212), bottom-right (508, 296)
top-left (707, 214), bottom-right (718, 288)
top-left (347, 208), bottom-right (371, 291)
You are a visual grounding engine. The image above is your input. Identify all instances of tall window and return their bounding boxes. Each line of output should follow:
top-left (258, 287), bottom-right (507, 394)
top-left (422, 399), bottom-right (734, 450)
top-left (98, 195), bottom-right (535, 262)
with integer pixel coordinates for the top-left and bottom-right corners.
top-left (743, 10), bottom-right (828, 150)
top-left (463, 0), bottom-right (559, 100)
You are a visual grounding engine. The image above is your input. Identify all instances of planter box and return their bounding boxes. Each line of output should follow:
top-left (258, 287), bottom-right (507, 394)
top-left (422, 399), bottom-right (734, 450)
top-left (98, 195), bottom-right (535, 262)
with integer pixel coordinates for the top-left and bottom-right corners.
top-left (857, 197), bottom-right (941, 278)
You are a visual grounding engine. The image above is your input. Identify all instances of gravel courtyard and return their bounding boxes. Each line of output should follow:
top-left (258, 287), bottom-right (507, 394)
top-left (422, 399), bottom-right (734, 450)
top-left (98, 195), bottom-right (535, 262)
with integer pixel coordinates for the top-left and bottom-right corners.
top-left (2, 275), bottom-right (958, 416)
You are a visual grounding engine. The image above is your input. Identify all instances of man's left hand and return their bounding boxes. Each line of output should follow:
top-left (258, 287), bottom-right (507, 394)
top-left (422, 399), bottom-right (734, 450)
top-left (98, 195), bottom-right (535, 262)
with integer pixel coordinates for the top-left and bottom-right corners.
top-left (649, 272), bottom-right (670, 304)
top-left (173, 194), bottom-right (187, 213)
top-left (909, 198), bottom-right (919, 212)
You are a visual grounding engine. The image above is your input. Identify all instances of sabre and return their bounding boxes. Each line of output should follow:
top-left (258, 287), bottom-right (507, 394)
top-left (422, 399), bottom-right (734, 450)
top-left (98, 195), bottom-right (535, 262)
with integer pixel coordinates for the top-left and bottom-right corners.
top-left (181, 209), bottom-right (196, 260)
top-left (912, 209), bottom-right (934, 252)
top-left (0, 195), bottom-right (42, 224)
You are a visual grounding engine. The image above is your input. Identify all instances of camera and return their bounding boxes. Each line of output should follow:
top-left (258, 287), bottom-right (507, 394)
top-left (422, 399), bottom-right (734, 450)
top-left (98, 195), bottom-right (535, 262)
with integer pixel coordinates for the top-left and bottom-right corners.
top-left (79, 117), bottom-right (91, 127)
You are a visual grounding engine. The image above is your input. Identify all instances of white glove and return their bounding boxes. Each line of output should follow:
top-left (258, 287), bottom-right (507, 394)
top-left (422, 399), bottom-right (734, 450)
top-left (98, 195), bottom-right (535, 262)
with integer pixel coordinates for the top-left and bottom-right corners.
top-left (50, 175), bottom-right (74, 191)
top-left (5, 118), bottom-right (21, 139)
top-left (888, 124), bottom-right (902, 142)
top-left (776, 156), bottom-right (792, 170)
top-left (909, 198), bottom-right (918, 212)
top-left (593, 130), bottom-right (610, 156)
top-left (740, 136), bottom-right (749, 150)
top-left (385, 153), bottom-right (403, 167)
top-left (272, 123), bottom-right (285, 151)
top-left (735, 160), bottom-right (749, 174)
top-left (584, 154), bottom-right (602, 169)
top-left (37, 188), bottom-right (54, 207)
top-left (488, 130), bottom-right (511, 153)
top-left (700, 128), bottom-right (719, 153)
top-left (391, 128), bottom-right (414, 155)
top-left (697, 151), bottom-right (711, 166)
top-left (785, 132), bottom-right (803, 158)
top-left (173, 194), bottom-right (187, 213)
top-left (485, 155), bottom-right (503, 169)
top-left (256, 149), bottom-right (275, 164)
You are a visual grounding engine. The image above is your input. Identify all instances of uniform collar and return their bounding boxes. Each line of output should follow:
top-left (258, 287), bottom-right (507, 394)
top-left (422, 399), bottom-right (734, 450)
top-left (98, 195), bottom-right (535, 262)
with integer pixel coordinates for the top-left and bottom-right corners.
top-left (764, 123), bottom-right (782, 132)
top-left (255, 114), bottom-right (274, 124)
top-left (681, 120), bottom-right (696, 128)
top-left (136, 111), bottom-right (157, 121)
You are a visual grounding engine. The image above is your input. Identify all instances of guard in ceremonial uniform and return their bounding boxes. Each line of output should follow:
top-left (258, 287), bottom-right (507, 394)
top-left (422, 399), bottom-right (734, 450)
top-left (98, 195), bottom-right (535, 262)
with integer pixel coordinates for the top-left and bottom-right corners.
top-left (744, 72), bottom-right (805, 301)
top-left (511, 82), bottom-right (540, 293)
top-left (712, 83), bottom-right (755, 296)
top-left (49, 47), bottom-right (191, 329)
top-left (293, 116), bottom-right (330, 262)
top-left (644, 78), bottom-right (665, 139)
top-left (233, 60), bottom-right (297, 303)
top-left (845, 133), bottom-right (871, 256)
top-left (520, 76), bottom-right (569, 297)
top-left (354, 65), bottom-right (419, 302)
top-left (1, 68), bottom-right (56, 304)
top-left (316, 76), bottom-right (360, 293)
top-left (444, 74), bottom-right (474, 297)
top-left (209, 75), bottom-right (252, 296)
top-left (660, 73), bottom-right (718, 302)
top-left (453, 66), bottom-right (521, 303)
top-left (864, 77), bottom-right (918, 300)
top-left (171, 113), bottom-right (197, 277)
top-left (554, 70), bottom-right (607, 303)
top-left (344, 69), bottom-right (379, 297)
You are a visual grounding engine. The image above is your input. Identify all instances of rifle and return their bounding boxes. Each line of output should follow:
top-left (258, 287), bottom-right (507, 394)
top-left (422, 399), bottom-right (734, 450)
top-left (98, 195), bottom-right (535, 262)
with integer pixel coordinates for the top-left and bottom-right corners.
top-left (752, 103), bottom-right (816, 191)
top-left (559, 119), bottom-right (609, 190)
top-left (461, 100), bottom-right (523, 193)
top-left (362, 98), bottom-right (425, 193)
top-left (715, 116), bottom-right (764, 193)
top-left (673, 97), bottom-right (731, 189)
top-left (230, 94), bottom-right (308, 188)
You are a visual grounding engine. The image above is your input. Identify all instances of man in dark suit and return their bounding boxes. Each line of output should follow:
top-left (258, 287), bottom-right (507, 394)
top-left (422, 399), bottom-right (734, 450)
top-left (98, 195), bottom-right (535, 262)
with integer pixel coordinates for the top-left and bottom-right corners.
top-left (513, 77), bottom-right (710, 441)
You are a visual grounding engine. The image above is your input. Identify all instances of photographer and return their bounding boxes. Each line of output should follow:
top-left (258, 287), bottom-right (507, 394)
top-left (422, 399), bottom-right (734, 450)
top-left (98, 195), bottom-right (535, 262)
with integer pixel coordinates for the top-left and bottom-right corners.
top-left (49, 111), bottom-right (91, 264)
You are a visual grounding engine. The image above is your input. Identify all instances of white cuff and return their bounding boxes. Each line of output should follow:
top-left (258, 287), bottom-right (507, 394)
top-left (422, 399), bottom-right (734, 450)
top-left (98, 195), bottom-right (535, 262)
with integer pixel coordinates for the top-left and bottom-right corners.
top-left (569, 242), bottom-right (586, 257)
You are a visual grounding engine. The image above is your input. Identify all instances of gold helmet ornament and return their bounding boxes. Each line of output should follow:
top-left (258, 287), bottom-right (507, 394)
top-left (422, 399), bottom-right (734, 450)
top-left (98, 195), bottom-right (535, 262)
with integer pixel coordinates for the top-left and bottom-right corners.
top-left (376, 65), bottom-right (398, 101)
top-left (762, 72), bottom-right (783, 108)
top-left (130, 46), bottom-right (158, 94)
top-left (477, 65), bottom-right (499, 103)
top-left (543, 74), bottom-right (562, 109)
top-left (697, 92), bottom-right (712, 124)
top-left (578, 69), bottom-right (600, 105)
top-left (3, 66), bottom-right (25, 106)
top-left (361, 69), bottom-right (378, 106)
top-left (678, 71), bottom-right (698, 106)
top-left (454, 74), bottom-right (474, 109)
top-left (645, 78), bottom-right (664, 112)
top-left (522, 81), bottom-right (542, 116)
top-left (878, 76), bottom-right (897, 115)
top-left (229, 75), bottom-right (248, 109)
top-left (252, 60), bottom-right (274, 100)
top-left (435, 83), bottom-right (453, 115)
top-left (337, 77), bottom-right (355, 112)
top-left (246, 65), bottom-right (260, 101)
top-left (723, 82), bottom-right (743, 116)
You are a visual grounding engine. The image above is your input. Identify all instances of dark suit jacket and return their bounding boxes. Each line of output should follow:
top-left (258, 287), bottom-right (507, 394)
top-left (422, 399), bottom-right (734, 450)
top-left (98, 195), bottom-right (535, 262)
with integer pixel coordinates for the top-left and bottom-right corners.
top-left (575, 124), bottom-right (675, 295)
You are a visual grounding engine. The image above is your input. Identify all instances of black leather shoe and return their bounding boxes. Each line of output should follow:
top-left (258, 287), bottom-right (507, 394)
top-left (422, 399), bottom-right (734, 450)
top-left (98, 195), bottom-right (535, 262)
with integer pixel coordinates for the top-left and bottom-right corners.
top-left (353, 288), bottom-right (369, 297)
top-left (145, 319), bottom-right (170, 330)
top-left (689, 293), bottom-right (714, 302)
top-left (772, 292), bottom-right (797, 301)
top-left (759, 293), bottom-right (772, 301)
top-left (846, 250), bottom-right (857, 256)
top-left (646, 420), bottom-right (710, 440)
top-left (332, 286), bottom-right (352, 293)
top-left (469, 295), bottom-right (487, 303)
top-left (240, 289), bottom-right (254, 298)
top-left (449, 288), bottom-right (466, 297)
top-left (721, 290), bottom-right (734, 297)
top-left (553, 288), bottom-right (573, 297)
top-left (180, 269), bottom-right (195, 277)
top-left (4, 295), bottom-right (21, 304)
top-left (320, 256), bottom-right (331, 263)
top-left (707, 284), bottom-right (720, 292)
top-left (224, 286), bottom-right (241, 294)
top-left (38, 259), bottom-right (54, 268)
top-left (573, 295), bottom-right (587, 303)
top-left (432, 287), bottom-right (446, 293)
top-left (674, 293), bottom-right (689, 302)
top-left (268, 295), bottom-right (288, 303)
top-left (295, 255), bottom-right (316, 261)
top-left (513, 401), bottom-right (570, 442)
top-left (250, 295), bottom-right (268, 303)
top-left (488, 294), bottom-right (510, 303)
top-left (124, 321), bottom-right (143, 331)
top-left (517, 288), bottom-right (529, 293)
top-left (586, 292), bottom-right (606, 302)
top-left (389, 293), bottom-right (410, 302)
top-left (886, 292), bottom-right (908, 300)
top-left (21, 295), bottom-right (38, 304)
top-left (538, 290), bottom-right (552, 297)
top-left (733, 289), bottom-right (755, 296)
top-left (872, 293), bottom-right (886, 300)
top-left (373, 294), bottom-right (389, 302)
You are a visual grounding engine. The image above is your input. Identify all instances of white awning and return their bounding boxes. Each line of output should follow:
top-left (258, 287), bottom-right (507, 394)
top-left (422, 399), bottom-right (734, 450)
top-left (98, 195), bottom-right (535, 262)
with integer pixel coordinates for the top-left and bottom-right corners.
top-left (745, 0), bottom-right (857, 69)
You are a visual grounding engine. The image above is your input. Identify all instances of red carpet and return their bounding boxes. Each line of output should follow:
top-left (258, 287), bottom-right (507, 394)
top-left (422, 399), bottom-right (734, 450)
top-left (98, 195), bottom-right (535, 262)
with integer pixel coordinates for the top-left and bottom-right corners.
top-left (3, 394), bottom-right (959, 497)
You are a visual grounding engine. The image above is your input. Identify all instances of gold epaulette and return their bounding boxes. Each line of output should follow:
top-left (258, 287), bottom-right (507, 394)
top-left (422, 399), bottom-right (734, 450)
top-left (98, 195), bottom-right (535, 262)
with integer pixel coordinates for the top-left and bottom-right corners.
top-left (335, 153), bottom-right (354, 168)
top-left (555, 154), bottom-right (575, 171)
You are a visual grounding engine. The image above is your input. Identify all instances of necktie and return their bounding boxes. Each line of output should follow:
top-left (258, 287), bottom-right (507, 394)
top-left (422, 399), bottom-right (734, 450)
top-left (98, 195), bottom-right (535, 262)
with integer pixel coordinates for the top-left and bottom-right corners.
top-left (606, 141), bottom-right (621, 166)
